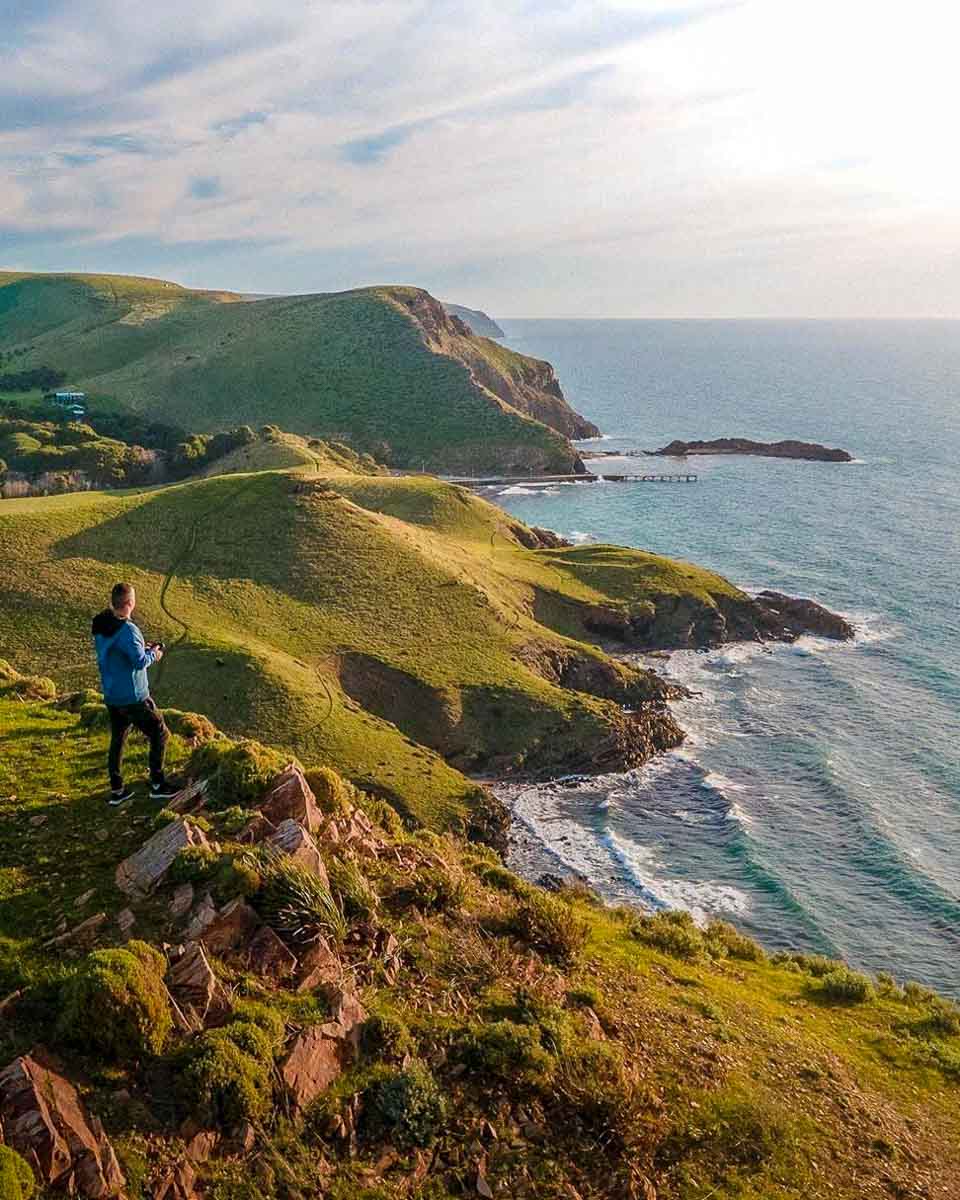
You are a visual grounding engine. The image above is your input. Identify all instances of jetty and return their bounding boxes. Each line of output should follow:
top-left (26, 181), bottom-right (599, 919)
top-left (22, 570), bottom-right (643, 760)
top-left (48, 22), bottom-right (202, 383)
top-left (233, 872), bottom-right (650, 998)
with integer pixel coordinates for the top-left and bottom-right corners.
top-left (440, 472), bottom-right (698, 486)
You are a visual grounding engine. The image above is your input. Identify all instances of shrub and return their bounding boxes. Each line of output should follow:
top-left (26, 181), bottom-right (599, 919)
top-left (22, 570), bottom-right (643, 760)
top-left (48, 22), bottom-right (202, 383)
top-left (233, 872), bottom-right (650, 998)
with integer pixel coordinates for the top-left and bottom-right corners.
top-left (189, 738), bottom-right (292, 808)
top-left (772, 951), bottom-right (842, 978)
top-left (231, 999), bottom-right (287, 1048)
top-left (704, 920), bottom-right (766, 963)
top-left (164, 709), bottom-right (217, 743)
top-left (169, 844), bottom-right (220, 885)
top-left (464, 1020), bottom-right (556, 1086)
top-left (57, 944), bottom-right (171, 1060)
top-left (510, 890), bottom-right (588, 966)
top-left (327, 857), bottom-right (379, 921)
top-left (357, 794), bottom-right (405, 837)
top-left (178, 1031), bottom-right (273, 1128)
top-left (0, 659), bottom-right (20, 683)
top-left (404, 863), bottom-right (466, 915)
top-left (360, 1010), bottom-right (413, 1061)
top-left (218, 806), bottom-right (258, 837)
top-left (305, 766), bottom-right (354, 814)
top-left (12, 675), bottom-right (56, 701)
top-left (660, 1090), bottom-right (802, 1175)
top-left (362, 1060), bottom-right (447, 1148)
top-left (566, 984), bottom-right (602, 1010)
top-left (78, 703), bottom-right (110, 731)
top-left (814, 967), bottom-right (875, 1004)
top-left (478, 864), bottom-right (523, 895)
top-left (257, 850), bottom-right (348, 944)
top-left (631, 910), bottom-right (704, 961)
top-left (0, 1146), bottom-right (35, 1200)
top-left (555, 1043), bottom-right (639, 1144)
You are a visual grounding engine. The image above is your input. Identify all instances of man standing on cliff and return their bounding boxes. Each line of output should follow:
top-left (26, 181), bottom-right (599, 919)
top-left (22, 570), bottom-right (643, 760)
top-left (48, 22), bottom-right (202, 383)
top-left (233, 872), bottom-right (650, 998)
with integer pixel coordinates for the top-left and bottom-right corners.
top-left (91, 582), bottom-right (177, 804)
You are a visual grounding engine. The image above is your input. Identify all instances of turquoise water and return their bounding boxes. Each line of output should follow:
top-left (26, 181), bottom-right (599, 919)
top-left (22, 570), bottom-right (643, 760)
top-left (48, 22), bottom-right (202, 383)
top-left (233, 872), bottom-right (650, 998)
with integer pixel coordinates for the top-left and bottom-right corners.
top-left (492, 320), bottom-right (960, 995)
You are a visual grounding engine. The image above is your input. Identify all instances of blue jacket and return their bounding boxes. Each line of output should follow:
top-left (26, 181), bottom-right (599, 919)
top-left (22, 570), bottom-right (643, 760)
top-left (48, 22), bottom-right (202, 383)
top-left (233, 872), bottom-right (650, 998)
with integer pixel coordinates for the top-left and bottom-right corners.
top-left (92, 609), bottom-right (158, 706)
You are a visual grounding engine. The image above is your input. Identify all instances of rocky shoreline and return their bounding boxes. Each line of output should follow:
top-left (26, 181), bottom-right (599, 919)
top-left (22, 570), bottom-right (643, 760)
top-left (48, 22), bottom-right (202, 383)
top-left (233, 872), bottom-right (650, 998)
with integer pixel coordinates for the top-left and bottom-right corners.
top-left (648, 437), bottom-right (853, 462)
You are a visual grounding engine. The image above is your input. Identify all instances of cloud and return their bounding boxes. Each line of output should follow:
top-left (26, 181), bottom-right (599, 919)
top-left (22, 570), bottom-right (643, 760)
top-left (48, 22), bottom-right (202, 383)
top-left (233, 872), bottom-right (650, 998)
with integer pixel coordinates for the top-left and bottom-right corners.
top-left (2, 1), bottom-right (960, 316)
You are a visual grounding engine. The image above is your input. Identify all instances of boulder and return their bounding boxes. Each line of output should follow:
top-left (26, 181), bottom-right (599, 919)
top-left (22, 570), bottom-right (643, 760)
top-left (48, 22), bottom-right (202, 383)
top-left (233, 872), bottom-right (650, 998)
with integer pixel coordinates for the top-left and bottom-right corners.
top-left (280, 1027), bottom-right (349, 1111)
top-left (237, 812), bottom-right (277, 845)
top-left (184, 1129), bottom-right (220, 1163)
top-left (116, 819), bottom-right (211, 898)
top-left (152, 1160), bottom-right (197, 1200)
top-left (182, 892), bottom-right (217, 942)
top-left (268, 819), bottom-right (329, 885)
top-left (169, 883), bottom-right (195, 919)
top-left (245, 926), bottom-right (298, 981)
top-left (200, 898), bottom-right (261, 958)
top-left (322, 985), bottom-right (366, 1051)
top-left (0, 1048), bottom-right (125, 1197)
top-left (42, 911), bottom-right (108, 949)
top-left (259, 766), bottom-right (322, 832)
top-left (167, 943), bottom-right (231, 1026)
top-left (295, 937), bottom-right (342, 993)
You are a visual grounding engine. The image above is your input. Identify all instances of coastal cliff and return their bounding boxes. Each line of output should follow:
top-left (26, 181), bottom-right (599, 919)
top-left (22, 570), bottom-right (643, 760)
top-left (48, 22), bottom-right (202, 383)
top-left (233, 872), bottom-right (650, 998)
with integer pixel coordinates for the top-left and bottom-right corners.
top-left (442, 301), bottom-right (505, 337)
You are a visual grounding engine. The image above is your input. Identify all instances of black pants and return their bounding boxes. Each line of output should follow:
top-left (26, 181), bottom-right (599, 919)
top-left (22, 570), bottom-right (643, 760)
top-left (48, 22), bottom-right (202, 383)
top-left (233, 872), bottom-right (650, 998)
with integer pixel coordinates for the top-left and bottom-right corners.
top-left (107, 698), bottom-right (168, 790)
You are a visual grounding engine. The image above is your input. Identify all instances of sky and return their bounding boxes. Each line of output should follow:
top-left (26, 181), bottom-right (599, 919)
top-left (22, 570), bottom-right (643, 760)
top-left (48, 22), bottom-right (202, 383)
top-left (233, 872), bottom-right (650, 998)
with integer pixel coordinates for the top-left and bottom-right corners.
top-left (3, 0), bottom-right (960, 317)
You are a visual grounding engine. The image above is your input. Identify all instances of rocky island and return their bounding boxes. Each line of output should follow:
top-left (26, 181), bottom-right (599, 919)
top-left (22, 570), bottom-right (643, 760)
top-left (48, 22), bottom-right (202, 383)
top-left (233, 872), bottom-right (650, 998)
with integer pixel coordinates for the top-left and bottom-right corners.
top-left (648, 437), bottom-right (853, 462)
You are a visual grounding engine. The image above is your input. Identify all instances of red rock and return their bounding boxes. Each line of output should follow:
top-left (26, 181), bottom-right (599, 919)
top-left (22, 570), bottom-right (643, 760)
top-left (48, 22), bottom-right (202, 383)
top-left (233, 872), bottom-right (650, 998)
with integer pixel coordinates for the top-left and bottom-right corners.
top-left (116, 819), bottom-right (211, 898)
top-left (321, 986), bottom-right (366, 1051)
top-left (280, 1027), bottom-right (348, 1110)
top-left (245, 926), bottom-right (298, 981)
top-left (237, 812), bottom-right (277, 844)
top-left (0, 1048), bottom-right (125, 1197)
top-left (268, 819), bottom-right (329, 884)
top-left (169, 883), bottom-right (194, 919)
top-left (295, 937), bottom-right (341, 993)
top-left (182, 891), bottom-right (218, 942)
top-left (184, 1129), bottom-right (220, 1163)
top-left (260, 766), bottom-right (322, 832)
top-left (152, 1160), bottom-right (197, 1200)
top-left (167, 943), bottom-right (231, 1026)
top-left (223, 1120), bottom-right (256, 1156)
top-left (200, 898), bottom-right (261, 958)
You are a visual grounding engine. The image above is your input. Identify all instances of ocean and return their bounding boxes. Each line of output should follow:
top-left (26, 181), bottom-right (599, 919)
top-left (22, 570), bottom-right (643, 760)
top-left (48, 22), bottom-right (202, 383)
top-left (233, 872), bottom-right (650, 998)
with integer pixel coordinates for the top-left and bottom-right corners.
top-left (491, 319), bottom-right (960, 996)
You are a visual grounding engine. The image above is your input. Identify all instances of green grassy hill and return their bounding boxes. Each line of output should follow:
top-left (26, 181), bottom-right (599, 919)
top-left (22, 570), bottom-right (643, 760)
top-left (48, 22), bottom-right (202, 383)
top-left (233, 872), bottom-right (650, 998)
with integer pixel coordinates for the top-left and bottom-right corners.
top-left (0, 688), bottom-right (958, 1199)
top-left (0, 451), bottom-right (763, 831)
top-left (0, 273), bottom-right (598, 473)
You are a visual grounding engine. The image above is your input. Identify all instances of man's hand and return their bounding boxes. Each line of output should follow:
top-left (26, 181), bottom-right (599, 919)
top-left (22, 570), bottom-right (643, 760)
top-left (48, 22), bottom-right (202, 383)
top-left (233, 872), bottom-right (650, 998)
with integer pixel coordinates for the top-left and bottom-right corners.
top-left (148, 642), bottom-right (165, 661)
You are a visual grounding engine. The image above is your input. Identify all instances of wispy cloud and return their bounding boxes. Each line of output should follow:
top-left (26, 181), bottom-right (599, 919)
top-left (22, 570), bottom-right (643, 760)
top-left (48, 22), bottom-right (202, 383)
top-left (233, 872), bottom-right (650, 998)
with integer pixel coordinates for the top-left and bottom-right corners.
top-left (2, 0), bottom-right (960, 316)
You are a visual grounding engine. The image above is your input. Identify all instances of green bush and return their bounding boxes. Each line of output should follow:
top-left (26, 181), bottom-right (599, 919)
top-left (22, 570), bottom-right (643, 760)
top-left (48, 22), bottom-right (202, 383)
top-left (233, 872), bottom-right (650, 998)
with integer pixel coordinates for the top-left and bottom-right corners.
top-left (704, 919), bottom-right (766, 963)
top-left (463, 1020), bottom-right (556, 1086)
top-left (631, 910), bottom-right (704, 961)
top-left (0, 1145), bottom-right (35, 1200)
top-left (257, 850), bottom-right (348, 944)
top-left (218, 806), bottom-right (258, 837)
top-left (164, 709), bottom-right (218, 743)
top-left (814, 967), bottom-right (875, 1004)
top-left (328, 857), bottom-right (379, 921)
top-left (231, 999), bottom-right (287, 1048)
top-left (169, 844), bottom-right (220, 885)
top-left (401, 863), bottom-right (466, 915)
top-left (510, 890), bottom-right (588, 966)
top-left (305, 766), bottom-right (354, 814)
top-left (772, 951), bottom-right (842, 978)
top-left (78, 702), bottom-right (110, 731)
top-left (478, 864), bottom-right (524, 895)
top-left (660, 1089), bottom-right (802, 1175)
top-left (555, 1042), bottom-right (639, 1144)
top-left (357, 794), bottom-right (405, 837)
top-left (178, 1031), bottom-right (273, 1128)
top-left (189, 738), bottom-right (292, 808)
top-left (12, 675), bottom-right (56, 701)
top-left (57, 943), bottom-right (171, 1060)
top-left (0, 659), bottom-right (20, 683)
top-left (362, 1060), bottom-right (447, 1148)
top-left (360, 1010), bottom-right (413, 1061)
top-left (566, 984), bottom-right (602, 1010)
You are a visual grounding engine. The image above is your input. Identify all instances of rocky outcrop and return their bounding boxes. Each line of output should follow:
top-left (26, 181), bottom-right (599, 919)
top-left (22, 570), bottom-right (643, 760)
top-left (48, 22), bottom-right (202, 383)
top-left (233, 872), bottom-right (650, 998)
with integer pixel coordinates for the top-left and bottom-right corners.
top-left (394, 289), bottom-right (599, 453)
top-left (0, 1049), bottom-right (125, 1197)
top-left (649, 437), bottom-right (853, 462)
top-left (167, 942), bottom-right (231, 1026)
top-left (116, 819), bottom-right (211, 898)
top-left (754, 591), bottom-right (855, 640)
top-left (259, 766), bottom-right (323, 832)
top-left (441, 303), bottom-right (505, 338)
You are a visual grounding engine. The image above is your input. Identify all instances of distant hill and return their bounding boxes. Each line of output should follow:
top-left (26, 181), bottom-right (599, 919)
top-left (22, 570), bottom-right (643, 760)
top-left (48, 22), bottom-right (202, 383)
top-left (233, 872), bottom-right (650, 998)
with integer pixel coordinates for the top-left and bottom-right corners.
top-left (442, 302), bottom-right (505, 338)
top-left (0, 272), bottom-right (598, 472)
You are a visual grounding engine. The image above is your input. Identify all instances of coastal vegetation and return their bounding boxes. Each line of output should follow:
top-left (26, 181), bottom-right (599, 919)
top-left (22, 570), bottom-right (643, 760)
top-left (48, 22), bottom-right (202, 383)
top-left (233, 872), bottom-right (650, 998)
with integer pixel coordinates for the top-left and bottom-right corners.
top-left (0, 272), bottom-right (596, 474)
top-left (0, 684), bottom-right (958, 1198)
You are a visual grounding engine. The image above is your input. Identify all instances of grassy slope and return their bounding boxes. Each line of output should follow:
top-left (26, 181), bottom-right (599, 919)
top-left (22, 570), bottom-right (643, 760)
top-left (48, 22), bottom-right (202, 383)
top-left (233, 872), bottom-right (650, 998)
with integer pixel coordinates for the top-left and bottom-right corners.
top-left (1, 693), bottom-right (958, 1199)
top-left (0, 273), bottom-right (582, 473)
top-left (0, 458), bottom-right (742, 829)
